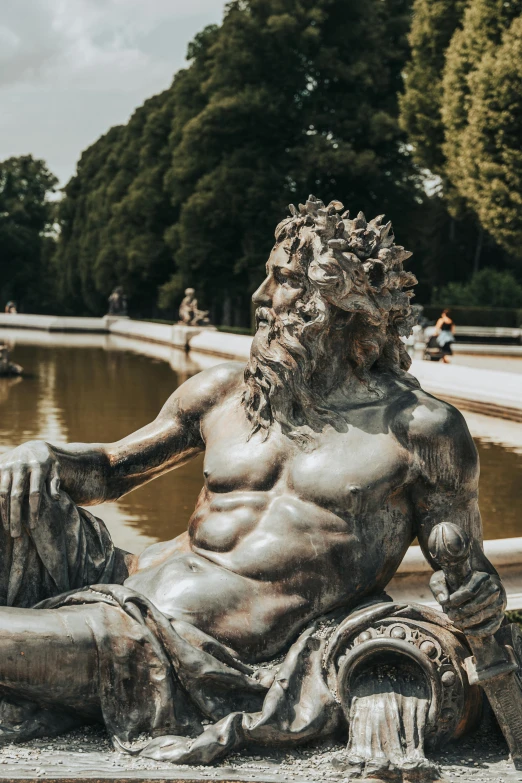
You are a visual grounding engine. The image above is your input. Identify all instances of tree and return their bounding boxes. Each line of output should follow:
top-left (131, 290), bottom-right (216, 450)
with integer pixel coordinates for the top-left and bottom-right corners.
top-left (408, 192), bottom-right (514, 300)
top-left (399, 0), bottom-right (468, 175)
top-left (441, 0), bottom-right (522, 220)
top-left (54, 103), bottom-right (175, 316)
top-left (399, 0), bottom-right (522, 280)
top-left (434, 267), bottom-right (522, 307)
top-left (54, 25), bottom-right (219, 316)
top-left (444, 15), bottom-right (522, 259)
top-left (57, 1), bottom-right (422, 322)
top-left (163, 0), bottom-right (421, 323)
top-left (0, 155), bottom-right (58, 312)
top-left (55, 125), bottom-right (126, 314)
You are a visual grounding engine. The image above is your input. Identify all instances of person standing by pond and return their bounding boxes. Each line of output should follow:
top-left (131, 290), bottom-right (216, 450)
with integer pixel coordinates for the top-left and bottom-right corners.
top-left (435, 308), bottom-right (455, 363)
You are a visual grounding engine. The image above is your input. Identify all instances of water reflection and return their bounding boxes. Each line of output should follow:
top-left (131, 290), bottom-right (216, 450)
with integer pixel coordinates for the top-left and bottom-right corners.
top-left (0, 334), bottom-right (520, 552)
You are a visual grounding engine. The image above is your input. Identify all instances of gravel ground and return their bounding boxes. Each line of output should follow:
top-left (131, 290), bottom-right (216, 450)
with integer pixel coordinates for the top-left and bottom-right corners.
top-left (0, 721), bottom-right (520, 782)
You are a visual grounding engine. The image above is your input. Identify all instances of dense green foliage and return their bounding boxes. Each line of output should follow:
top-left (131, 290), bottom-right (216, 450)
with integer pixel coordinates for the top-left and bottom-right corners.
top-left (423, 305), bottom-right (522, 328)
top-left (10, 0), bottom-right (522, 318)
top-left (407, 191), bottom-right (516, 301)
top-left (55, 0), bottom-right (421, 321)
top-left (444, 14), bottom-right (522, 258)
top-left (163, 0), bottom-right (420, 323)
top-left (442, 0), bottom-right (522, 225)
top-left (55, 95), bottom-right (179, 316)
top-left (0, 155), bottom-right (58, 312)
top-left (399, 0), bottom-right (467, 175)
top-left (434, 268), bottom-right (522, 308)
top-left (400, 0), bottom-right (522, 275)
top-left (54, 24), bottom-right (221, 316)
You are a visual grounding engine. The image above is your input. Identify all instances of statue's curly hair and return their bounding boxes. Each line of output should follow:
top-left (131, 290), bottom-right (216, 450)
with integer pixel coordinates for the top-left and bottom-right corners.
top-left (243, 196), bottom-right (419, 444)
top-left (276, 195), bottom-right (418, 368)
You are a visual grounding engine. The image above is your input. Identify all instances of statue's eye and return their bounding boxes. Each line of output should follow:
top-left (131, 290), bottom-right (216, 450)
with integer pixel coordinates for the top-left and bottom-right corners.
top-left (275, 269), bottom-right (300, 288)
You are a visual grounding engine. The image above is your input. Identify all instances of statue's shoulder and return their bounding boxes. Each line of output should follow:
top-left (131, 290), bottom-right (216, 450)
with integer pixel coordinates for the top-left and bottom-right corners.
top-left (393, 386), bottom-right (476, 455)
top-left (391, 386), bottom-right (478, 487)
top-left (176, 362), bottom-right (245, 412)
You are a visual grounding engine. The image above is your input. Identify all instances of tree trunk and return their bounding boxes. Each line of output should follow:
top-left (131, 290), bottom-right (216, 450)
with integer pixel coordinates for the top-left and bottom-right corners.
top-left (473, 226), bottom-right (484, 275)
top-left (222, 293), bottom-right (232, 327)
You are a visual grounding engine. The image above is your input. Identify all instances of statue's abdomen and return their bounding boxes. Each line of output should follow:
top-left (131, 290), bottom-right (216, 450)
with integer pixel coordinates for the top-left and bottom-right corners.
top-left (188, 492), bottom-right (268, 552)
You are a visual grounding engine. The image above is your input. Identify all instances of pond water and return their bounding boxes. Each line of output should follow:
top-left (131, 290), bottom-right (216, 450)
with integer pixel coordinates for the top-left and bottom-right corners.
top-left (0, 334), bottom-right (521, 552)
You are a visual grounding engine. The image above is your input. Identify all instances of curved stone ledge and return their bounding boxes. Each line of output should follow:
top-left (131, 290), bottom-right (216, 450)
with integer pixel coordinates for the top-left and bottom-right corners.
top-left (2, 314), bottom-right (521, 419)
top-left (0, 313), bottom-right (108, 332)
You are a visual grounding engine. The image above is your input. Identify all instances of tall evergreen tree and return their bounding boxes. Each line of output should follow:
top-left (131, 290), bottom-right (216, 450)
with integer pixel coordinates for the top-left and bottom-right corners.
top-left (399, 0), bottom-right (468, 175)
top-left (0, 155), bottom-right (58, 312)
top-left (444, 15), bottom-right (522, 259)
top-left (441, 0), bottom-right (521, 217)
top-left (399, 0), bottom-right (522, 281)
top-left (164, 0), bottom-right (420, 323)
top-left (55, 125), bottom-right (126, 314)
top-left (56, 1), bottom-right (421, 320)
top-left (54, 102), bottom-right (174, 316)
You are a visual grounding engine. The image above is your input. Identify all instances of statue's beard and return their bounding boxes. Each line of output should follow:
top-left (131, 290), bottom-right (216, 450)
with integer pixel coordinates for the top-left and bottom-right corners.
top-left (243, 304), bottom-right (337, 444)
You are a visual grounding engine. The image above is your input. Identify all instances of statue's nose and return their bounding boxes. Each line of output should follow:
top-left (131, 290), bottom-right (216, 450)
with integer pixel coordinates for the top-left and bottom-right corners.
top-left (252, 278), bottom-right (272, 306)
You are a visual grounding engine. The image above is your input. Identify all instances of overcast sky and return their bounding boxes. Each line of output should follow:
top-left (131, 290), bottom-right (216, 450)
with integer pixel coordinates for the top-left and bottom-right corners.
top-left (0, 0), bottom-right (225, 186)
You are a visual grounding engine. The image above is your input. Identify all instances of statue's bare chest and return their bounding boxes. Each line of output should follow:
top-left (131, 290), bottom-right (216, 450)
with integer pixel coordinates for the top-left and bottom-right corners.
top-left (201, 402), bottom-right (411, 512)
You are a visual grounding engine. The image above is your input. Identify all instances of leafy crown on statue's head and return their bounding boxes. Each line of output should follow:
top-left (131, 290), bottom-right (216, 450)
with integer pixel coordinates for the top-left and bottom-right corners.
top-left (275, 194), bottom-right (418, 338)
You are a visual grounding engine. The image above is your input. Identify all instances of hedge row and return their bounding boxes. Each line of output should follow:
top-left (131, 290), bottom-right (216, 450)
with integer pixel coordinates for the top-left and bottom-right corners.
top-left (423, 306), bottom-right (522, 328)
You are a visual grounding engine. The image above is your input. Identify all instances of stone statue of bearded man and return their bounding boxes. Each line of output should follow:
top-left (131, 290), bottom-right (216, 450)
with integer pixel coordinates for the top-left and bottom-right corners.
top-left (0, 197), bottom-right (507, 775)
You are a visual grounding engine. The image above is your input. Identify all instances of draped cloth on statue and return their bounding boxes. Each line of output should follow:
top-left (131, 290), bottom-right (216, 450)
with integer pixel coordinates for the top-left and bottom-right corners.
top-left (40, 584), bottom-right (345, 764)
top-left (42, 590), bottom-right (464, 765)
top-left (0, 491), bottom-right (464, 764)
top-left (0, 491), bottom-right (121, 608)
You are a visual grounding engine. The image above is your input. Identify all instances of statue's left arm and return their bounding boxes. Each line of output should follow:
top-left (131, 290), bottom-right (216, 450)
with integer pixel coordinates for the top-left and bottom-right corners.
top-left (0, 363), bottom-right (242, 537)
top-left (410, 399), bottom-right (506, 637)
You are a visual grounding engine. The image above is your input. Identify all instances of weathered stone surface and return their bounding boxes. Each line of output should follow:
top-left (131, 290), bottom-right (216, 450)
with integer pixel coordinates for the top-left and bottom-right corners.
top-left (0, 724), bottom-right (518, 782)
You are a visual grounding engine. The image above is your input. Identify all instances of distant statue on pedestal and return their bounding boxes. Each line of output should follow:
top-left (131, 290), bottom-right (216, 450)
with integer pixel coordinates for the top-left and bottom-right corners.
top-left (4, 301), bottom-right (17, 314)
top-left (0, 341), bottom-right (22, 376)
top-left (107, 287), bottom-right (128, 317)
top-left (179, 288), bottom-right (210, 326)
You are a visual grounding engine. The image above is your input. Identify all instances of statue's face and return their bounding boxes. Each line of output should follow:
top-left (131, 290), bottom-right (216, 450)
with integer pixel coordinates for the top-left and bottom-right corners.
top-left (252, 235), bottom-right (308, 329)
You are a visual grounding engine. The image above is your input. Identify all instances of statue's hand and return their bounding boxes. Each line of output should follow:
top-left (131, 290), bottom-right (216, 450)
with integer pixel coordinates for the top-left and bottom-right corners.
top-left (0, 441), bottom-right (60, 537)
top-left (430, 569), bottom-right (506, 638)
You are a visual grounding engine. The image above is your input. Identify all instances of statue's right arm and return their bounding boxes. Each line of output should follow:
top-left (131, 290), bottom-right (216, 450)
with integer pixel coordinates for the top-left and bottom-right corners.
top-left (0, 362), bottom-right (243, 537)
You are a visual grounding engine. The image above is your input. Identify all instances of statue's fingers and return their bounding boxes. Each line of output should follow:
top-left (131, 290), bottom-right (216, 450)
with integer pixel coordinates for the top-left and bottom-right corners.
top-left (47, 463), bottom-right (60, 501)
top-left (447, 572), bottom-right (490, 608)
top-left (457, 597), bottom-right (504, 630)
top-left (458, 601), bottom-right (505, 637)
top-left (28, 467), bottom-right (43, 529)
top-left (429, 570), bottom-right (449, 604)
top-left (0, 471), bottom-right (12, 531)
top-left (9, 469), bottom-right (27, 538)
top-left (448, 588), bottom-right (501, 622)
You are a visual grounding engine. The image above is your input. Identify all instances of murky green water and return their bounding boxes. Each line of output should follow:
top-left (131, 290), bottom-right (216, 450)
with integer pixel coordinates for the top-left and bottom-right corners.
top-left (0, 336), bottom-right (520, 551)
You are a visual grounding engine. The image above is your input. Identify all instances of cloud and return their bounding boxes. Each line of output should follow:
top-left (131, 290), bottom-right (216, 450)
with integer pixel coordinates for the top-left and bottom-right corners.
top-left (1, 0), bottom-right (175, 92)
top-left (0, 3), bottom-right (64, 87)
top-left (0, 0), bottom-right (224, 183)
